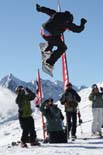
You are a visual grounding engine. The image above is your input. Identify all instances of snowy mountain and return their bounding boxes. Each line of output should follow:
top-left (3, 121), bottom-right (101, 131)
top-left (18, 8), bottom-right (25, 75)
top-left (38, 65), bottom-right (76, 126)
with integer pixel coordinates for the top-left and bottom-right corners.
top-left (0, 74), bottom-right (86, 102)
top-left (0, 74), bottom-right (63, 101)
top-left (0, 84), bottom-right (103, 155)
top-left (0, 73), bottom-right (36, 92)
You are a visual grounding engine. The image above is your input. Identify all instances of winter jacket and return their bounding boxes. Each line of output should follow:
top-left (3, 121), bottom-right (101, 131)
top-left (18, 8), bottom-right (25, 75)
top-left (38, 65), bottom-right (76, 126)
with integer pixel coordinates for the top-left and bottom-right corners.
top-left (16, 89), bottom-right (35, 118)
top-left (60, 88), bottom-right (81, 112)
top-left (89, 92), bottom-right (103, 108)
top-left (38, 6), bottom-right (86, 35)
top-left (40, 101), bottom-right (64, 132)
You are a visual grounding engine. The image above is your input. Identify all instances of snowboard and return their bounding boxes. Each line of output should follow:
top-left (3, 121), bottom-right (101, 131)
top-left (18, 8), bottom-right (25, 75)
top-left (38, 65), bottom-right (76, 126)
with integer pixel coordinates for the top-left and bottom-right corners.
top-left (39, 42), bottom-right (53, 77)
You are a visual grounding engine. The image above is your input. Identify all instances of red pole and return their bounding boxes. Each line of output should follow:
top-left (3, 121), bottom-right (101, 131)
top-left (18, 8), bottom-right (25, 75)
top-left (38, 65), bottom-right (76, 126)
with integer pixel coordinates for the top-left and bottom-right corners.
top-left (35, 69), bottom-right (46, 140)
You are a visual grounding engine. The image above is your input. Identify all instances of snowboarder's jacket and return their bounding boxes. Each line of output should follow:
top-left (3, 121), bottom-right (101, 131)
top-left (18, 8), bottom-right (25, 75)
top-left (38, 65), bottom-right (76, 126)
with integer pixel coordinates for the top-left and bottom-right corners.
top-left (40, 100), bottom-right (64, 132)
top-left (89, 91), bottom-right (103, 108)
top-left (36, 4), bottom-right (87, 36)
top-left (16, 88), bottom-right (36, 118)
top-left (60, 88), bottom-right (81, 112)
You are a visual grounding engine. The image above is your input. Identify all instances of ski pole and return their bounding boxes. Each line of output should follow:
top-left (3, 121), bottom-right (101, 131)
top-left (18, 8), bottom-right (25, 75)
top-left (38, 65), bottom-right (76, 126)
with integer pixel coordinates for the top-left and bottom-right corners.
top-left (77, 109), bottom-right (83, 134)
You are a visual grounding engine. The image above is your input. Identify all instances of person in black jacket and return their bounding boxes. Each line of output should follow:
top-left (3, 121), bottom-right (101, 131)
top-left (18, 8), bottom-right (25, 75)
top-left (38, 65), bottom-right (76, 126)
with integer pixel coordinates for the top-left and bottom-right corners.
top-left (60, 83), bottom-right (81, 140)
top-left (36, 4), bottom-right (87, 68)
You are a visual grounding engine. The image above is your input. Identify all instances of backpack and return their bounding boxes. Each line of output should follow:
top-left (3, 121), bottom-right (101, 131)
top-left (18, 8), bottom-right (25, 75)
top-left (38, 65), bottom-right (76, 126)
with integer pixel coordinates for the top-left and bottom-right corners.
top-left (61, 92), bottom-right (78, 108)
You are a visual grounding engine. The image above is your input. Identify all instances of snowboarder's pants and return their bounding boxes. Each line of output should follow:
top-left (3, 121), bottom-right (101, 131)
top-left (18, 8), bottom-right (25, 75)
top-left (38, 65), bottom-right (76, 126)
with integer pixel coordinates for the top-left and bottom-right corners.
top-left (92, 108), bottom-right (103, 134)
top-left (66, 112), bottom-right (77, 137)
top-left (19, 116), bottom-right (36, 144)
top-left (42, 34), bottom-right (67, 66)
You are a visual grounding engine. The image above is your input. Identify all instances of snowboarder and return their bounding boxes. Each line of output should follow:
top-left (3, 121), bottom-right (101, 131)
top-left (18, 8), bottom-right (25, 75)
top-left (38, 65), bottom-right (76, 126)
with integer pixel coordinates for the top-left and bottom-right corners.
top-left (36, 4), bottom-right (87, 68)
top-left (40, 98), bottom-right (67, 143)
top-left (89, 84), bottom-right (103, 137)
top-left (15, 86), bottom-right (40, 147)
top-left (60, 83), bottom-right (81, 140)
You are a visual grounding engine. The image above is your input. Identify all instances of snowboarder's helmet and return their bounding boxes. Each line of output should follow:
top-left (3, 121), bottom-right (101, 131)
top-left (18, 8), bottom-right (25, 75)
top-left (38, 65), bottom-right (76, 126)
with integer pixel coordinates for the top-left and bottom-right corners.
top-left (65, 11), bottom-right (73, 22)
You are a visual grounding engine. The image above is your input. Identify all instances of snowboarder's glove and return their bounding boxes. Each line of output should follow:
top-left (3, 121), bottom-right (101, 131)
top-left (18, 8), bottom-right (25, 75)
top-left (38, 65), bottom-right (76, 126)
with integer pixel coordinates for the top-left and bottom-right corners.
top-left (81, 18), bottom-right (87, 25)
top-left (36, 4), bottom-right (41, 12)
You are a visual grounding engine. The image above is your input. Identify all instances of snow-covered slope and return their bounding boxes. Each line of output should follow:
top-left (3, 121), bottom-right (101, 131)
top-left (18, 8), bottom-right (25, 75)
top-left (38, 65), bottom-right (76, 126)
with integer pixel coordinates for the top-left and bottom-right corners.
top-left (0, 85), bottom-right (103, 155)
top-left (0, 87), bottom-right (17, 123)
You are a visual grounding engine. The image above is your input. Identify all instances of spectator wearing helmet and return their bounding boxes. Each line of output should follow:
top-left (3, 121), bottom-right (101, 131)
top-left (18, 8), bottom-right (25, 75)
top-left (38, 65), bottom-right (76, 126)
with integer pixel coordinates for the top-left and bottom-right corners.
top-left (60, 83), bottom-right (81, 140)
top-left (15, 86), bottom-right (39, 147)
top-left (36, 4), bottom-right (87, 68)
top-left (89, 84), bottom-right (103, 137)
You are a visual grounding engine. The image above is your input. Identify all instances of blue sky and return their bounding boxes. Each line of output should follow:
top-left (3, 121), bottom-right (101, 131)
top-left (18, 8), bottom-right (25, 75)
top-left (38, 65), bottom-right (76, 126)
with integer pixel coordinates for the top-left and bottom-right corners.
top-left (0, 0), bottom-right (103, 87)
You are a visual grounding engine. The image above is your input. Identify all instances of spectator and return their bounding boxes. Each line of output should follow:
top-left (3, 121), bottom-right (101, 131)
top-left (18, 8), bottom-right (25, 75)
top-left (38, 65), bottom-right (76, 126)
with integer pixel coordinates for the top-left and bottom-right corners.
top-left (60, 83), bottom-right (81, 140)
top-left (89, 84), bottom-right (103, 137)
top-left (40, 98), bottom-right (67, 143)
top-left (15, 86), bottom-right (40, 147)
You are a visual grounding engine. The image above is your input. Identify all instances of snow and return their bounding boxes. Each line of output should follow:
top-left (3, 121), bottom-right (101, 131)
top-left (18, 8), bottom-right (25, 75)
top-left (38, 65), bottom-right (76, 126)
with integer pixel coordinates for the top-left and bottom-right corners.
top-left (0, 86), bottom-right (103, 155)
top-left (0, 87), bottom-right (17, 123)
